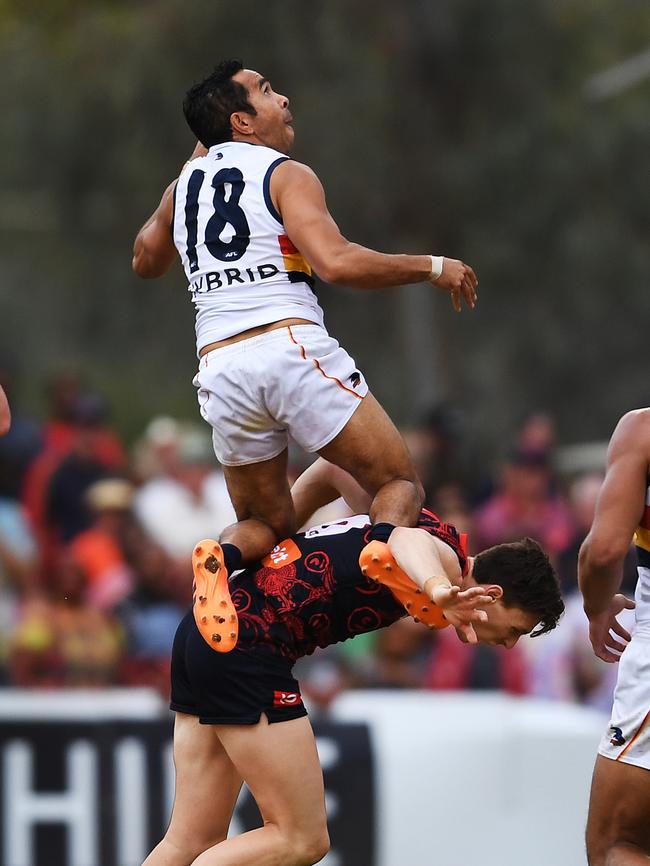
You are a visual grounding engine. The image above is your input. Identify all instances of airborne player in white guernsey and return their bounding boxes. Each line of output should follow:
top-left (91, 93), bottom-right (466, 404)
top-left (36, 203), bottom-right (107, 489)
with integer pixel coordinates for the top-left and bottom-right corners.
top-left (579, 408), bottom-right (650, 866)
top-left (133, 59), bottom-right (478, 612)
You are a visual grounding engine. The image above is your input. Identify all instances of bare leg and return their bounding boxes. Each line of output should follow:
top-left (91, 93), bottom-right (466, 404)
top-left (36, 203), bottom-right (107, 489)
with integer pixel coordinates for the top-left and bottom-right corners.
top-left (218, 394), bottom-right (423, 566)
top-left (191, 715), bottom-right (329, 866)
top-left (586, 755), bottom-right (650, 866)
top-left (142, 713), bottom-right (242, 866)
top-left (319, 392), bottom-right (424, 527)
top-left (220, 449), bottom-right (296, 564)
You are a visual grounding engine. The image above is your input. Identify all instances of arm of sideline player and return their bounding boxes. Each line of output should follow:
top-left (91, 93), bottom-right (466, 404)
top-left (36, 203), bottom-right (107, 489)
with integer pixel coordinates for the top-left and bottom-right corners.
top-left (0, 385), bottom-right (10, 436)
top-left (578, 409), bottom-right (648, 660)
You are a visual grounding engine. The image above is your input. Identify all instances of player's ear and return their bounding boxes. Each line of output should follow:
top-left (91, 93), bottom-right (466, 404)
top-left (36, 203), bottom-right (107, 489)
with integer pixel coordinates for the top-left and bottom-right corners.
top-left (230, 111), bottom-right (254, 136)
top-left (480, 584), bottom-right (503, 601)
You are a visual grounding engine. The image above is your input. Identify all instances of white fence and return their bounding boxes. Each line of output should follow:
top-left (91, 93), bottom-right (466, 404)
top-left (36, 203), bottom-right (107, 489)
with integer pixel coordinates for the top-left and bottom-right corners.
top-left (330, 690), bottom-right (606, 866)
top-left (0, 689), bottom-right (606, 866)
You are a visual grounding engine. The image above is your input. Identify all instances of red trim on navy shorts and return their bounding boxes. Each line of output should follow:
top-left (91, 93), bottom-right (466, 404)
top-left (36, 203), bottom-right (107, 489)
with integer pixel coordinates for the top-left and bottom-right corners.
top-left (273, 690), bottom-right (303, 708)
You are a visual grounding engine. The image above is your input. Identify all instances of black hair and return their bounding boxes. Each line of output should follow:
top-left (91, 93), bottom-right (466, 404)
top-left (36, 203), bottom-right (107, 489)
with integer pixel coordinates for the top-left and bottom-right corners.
top-left (473, 537), bottom-right (564, 637)
top-left (182, 59), bottom-right (256, 147)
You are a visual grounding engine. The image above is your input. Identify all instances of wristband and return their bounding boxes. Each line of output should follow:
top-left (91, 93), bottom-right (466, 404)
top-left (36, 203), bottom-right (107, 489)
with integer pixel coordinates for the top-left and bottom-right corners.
top-left (429, 255), bottom-right (444, 280)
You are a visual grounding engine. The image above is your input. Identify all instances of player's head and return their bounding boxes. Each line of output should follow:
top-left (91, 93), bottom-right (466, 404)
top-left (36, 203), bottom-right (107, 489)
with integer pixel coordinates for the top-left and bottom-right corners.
top-left (465, 537), bottom-right (564, 647)
top-left (183, 59), bottom-right (294, 154)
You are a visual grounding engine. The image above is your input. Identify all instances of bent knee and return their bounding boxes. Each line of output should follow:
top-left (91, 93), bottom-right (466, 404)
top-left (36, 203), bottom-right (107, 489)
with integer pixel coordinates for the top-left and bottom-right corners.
top-left (291, 827), bottom-right (330, 865)
top-left (163, 829), bottom-right (227, 863)
top-left (265, 508), bottom-right (295, 541)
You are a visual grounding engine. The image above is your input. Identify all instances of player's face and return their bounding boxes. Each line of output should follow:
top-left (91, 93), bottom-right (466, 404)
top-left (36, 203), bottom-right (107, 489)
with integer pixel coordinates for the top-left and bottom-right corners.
top-left (233, 69), bottom-right (295, 154)
top-left (457, 600), bottom-right (540, 649)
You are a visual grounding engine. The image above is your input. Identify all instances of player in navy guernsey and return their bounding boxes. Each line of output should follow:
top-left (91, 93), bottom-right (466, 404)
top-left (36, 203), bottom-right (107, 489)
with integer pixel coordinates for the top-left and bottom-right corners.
top-left (145, 460), bottom-right (564, 866)
top-left (177, 509), bottom-right (467, 670)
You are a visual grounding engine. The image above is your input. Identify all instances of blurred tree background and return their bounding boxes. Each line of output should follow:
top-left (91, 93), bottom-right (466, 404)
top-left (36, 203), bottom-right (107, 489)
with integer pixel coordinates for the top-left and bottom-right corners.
top-left (0, 0), bottom-right (648, 451)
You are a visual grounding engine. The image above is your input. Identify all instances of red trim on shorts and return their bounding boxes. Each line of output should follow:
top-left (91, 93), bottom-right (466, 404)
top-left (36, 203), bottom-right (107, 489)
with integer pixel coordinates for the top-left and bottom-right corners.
top-left (287, 326), bottom-right (363, 400)
top-left (616, 709), bottom-right (650, 761)
top-left (273, 690), bottom-right (303, 708)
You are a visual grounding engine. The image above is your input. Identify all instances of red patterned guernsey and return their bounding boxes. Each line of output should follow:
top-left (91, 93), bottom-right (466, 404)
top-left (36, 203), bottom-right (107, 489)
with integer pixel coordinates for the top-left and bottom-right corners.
top-left (228, 509), bottom-right (468, 661)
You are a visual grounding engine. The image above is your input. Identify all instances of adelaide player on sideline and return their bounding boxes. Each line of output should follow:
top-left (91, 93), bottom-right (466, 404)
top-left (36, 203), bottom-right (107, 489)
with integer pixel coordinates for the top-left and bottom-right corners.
top-left (0, 384), bottom-right (10, 436)
top-left (579, 408), bottom-right (650, 866)
top-left (140, 458), bottom-right (564, 866)
top-left (132, 59), bottom-right (478, 628)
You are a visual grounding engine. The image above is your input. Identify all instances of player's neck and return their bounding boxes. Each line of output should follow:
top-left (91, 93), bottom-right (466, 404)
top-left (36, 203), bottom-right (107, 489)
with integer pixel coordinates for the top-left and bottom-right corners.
top-left (231, 132), bottom-right (263, 147)
top-left (463, 557), bottom-right (476, 587)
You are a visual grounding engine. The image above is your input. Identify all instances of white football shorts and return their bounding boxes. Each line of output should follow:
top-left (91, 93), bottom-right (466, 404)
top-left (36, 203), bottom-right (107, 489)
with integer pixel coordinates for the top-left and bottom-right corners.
top-left (193, 324), bottom-right (368, 466)
top-left (598, 629), bottom-right (650, 770)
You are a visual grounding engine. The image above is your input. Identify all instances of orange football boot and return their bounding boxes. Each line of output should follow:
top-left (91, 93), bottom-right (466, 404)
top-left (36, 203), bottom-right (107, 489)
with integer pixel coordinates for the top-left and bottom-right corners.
top-left (192, 539), bottom-right (239, 652)
top-left (359, 540), bottom-right (449, 629)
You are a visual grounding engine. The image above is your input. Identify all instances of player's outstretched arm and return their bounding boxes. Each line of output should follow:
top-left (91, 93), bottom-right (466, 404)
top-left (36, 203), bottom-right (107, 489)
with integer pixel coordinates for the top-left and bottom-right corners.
top-left (0, 384), bottom-right (10, 436)
top-left (388, 527), bottom-right (492, 643)
top-left (578, 410), bottom-right (649, 661)
top-left (272, 161), bottom-right (478, 311)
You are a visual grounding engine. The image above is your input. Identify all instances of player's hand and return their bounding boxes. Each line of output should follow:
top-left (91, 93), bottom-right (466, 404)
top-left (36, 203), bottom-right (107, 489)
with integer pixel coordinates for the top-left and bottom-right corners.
top-left (429, 584), bottom-right (494, 645)
top-left (431, 258), bottom-right (478, 312)
top-left (586, 594), bottom-right (635, 663)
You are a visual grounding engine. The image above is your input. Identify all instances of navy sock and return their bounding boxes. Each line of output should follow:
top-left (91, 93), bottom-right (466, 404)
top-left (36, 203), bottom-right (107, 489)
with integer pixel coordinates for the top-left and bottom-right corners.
top-left (368, 522), bottom-right (396, 544)
top-left (221, 543), bottom-right (243, 574)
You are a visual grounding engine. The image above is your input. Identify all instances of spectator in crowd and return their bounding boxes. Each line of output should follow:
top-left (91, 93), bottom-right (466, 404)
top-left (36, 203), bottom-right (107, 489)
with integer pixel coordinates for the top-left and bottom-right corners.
top-left (22, 387), bottom-right (126, 569)
top-left (556, 473), bottom-right (605, 595)
top-left (423, 624), bottom-right (530, 694)
top-left (0, 491), bottom-right (39, 683)
top-left (133, 422), bottom-right (235, 561)
top-left (355, 618), bottom-right (434, 689)
top-left (131, 416), bottom-right (183, 484)
top-left (516, 411), bottom-right (557, 455)
top-left (524, 470), bottom-right (636, 710)
top-left (40, 371), bottom-right (124, 465)
top-left (67, 478), bottom-right (136, 612)
top-left (402, 403), bottom-right (469, 500)
top-left (474, 446), bottom-right (574, 560)
top-left (9, 552), bottom-right (123, 687)
top-left (44, 393), bottom-right (127, 543)
top-left (293, 646), bottom-right (356, 713)
top-left (556, 472), bottom-right (638, 596)
top-left (116, 537), bottom-right (193, 695)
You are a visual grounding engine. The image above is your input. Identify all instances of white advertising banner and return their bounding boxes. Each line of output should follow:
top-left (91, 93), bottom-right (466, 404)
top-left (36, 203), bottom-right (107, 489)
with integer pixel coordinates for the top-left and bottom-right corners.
top-left (0, 689), bottom-right (605, 866)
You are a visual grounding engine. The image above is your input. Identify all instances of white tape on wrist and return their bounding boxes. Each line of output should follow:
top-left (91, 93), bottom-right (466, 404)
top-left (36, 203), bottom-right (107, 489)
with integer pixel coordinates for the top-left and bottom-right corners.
top-left (429, 255), bottom-right (444, 280)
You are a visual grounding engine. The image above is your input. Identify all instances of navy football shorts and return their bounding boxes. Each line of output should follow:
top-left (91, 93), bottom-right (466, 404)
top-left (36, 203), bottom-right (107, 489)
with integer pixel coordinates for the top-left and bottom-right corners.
top-left (170, 610), bottom-right (307, 725)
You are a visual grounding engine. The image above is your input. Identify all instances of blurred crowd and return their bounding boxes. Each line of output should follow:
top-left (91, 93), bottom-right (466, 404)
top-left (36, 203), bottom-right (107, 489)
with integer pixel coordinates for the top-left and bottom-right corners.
top-left (0, 360), bottom-right (637, 715)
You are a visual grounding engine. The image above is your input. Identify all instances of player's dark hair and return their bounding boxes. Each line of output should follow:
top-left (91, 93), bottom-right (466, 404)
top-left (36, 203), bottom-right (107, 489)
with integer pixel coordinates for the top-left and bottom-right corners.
top-left (183, 59), bottom-right (256, 147)
top-left (473, 537), bottom-right (564, 637)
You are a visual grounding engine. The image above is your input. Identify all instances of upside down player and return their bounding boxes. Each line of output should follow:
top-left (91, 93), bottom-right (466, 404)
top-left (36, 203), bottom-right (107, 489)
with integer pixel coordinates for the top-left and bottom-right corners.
top-left (142, 462), bottom-right (564, 866)
top-left (579, 409), bottom-right (650, 866)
